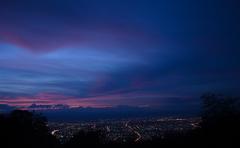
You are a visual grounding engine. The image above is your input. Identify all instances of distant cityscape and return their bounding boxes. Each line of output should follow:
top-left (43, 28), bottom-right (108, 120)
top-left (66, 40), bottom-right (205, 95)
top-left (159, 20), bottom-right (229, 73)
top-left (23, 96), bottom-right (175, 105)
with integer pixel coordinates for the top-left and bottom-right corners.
top-left (48, 117), bottom-right (201, 144)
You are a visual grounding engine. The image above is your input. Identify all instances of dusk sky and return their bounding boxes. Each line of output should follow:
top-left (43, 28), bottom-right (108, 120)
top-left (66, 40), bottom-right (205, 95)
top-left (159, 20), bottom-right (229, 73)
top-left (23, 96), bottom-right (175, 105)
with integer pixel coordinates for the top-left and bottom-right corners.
top-left (0, 0), bottom-right (239, 108)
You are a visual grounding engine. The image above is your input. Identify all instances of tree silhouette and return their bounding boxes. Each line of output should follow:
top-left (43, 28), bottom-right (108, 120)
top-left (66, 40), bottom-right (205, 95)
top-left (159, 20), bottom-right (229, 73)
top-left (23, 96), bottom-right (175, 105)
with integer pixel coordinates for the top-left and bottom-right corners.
top-left (0, 110), bottom-right (59, 148)
top-left (200, 93), bottom-right (240, 146)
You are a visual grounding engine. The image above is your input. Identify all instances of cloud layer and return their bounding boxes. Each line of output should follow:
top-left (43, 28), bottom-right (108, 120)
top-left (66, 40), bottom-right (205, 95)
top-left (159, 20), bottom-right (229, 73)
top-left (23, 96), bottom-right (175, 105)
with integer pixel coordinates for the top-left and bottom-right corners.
top-left (0, 0), bottom-right (239, 108)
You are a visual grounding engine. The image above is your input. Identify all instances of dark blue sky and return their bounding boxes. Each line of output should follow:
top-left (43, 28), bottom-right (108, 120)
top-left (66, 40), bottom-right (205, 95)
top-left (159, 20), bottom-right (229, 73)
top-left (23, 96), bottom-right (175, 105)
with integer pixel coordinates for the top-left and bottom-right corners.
top-left (0, 0), bottom-right (239, 108)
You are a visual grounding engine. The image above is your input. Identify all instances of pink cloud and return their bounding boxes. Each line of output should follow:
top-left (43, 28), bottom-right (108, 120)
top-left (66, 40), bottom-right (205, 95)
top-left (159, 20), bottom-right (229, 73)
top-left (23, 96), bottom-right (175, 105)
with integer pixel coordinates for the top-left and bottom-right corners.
top-left (0, 92), bottom-right (190, 110)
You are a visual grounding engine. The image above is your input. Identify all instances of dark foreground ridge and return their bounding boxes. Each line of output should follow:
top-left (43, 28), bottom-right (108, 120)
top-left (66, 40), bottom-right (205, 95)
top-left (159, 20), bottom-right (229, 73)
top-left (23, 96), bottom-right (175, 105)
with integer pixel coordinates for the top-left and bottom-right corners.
top-left (0, 93), bottom-right (240, 148)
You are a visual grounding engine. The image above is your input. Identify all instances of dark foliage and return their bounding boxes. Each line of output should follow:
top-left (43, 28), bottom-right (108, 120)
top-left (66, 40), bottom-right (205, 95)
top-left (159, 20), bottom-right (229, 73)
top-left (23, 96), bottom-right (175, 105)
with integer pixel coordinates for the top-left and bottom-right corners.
top-left (199, 93), bottom-right (240, 146)
top-left (0, 110), bottom-right (59, 148)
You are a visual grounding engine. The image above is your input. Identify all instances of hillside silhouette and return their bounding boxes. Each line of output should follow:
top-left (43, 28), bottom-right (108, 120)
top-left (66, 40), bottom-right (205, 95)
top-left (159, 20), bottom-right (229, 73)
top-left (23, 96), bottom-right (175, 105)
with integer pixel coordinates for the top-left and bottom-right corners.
top-left (0, 110), bottom-right (59, 148)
